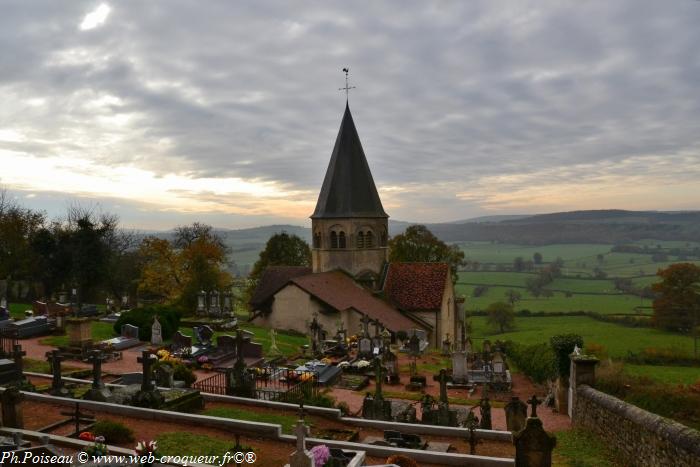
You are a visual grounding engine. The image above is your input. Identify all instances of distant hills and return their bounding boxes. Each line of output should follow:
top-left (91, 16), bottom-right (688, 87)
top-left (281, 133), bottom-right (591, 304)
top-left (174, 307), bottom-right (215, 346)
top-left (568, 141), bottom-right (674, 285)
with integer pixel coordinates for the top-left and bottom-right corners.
top-left (142, 210), bottom-right (700, 274)
top-left (212, 209), bottom-right (700, 248)
top-left (413, 210), bottom-right (700, 245)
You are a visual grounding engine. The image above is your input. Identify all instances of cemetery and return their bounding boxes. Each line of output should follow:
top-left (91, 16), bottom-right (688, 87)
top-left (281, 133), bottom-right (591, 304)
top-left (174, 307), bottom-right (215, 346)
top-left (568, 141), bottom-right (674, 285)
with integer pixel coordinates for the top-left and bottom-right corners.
top-left (0, 291), bottom-right (588, 467)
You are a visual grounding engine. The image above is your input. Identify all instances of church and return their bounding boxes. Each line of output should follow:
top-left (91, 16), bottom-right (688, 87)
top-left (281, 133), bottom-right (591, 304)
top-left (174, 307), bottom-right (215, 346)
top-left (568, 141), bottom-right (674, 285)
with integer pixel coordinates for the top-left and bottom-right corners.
top-left (249, 103), bottom-right (464, 349)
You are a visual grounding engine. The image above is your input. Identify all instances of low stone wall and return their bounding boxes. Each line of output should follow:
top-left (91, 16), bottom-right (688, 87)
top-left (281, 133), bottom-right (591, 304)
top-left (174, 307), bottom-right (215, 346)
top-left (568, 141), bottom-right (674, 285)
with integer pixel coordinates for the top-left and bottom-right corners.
top-left (574, 385), bottom-right (700, 467)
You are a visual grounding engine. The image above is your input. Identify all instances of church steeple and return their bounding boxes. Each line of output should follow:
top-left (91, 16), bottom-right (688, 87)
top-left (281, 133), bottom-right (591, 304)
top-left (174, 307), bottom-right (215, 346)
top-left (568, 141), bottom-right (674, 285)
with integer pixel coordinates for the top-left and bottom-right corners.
top-left (312, 103), bottom-right (388, 219)
top-left (310, 103), bottom-right (389, 284)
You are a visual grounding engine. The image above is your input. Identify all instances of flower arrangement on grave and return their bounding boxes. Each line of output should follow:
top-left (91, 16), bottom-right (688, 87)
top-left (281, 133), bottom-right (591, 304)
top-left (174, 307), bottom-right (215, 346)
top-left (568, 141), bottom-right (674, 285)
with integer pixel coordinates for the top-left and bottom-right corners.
top-left (321, 357), bottom-right (332, 365)
top-left (197, 355), bottom-right (210, 366)
top-left (354, 359), bottom-right (370, 369)
top-left (309, 444), bottom-right (331, 466)
top-left (135, 440), bottom-right (159, 467)
top-left (156, 349), bottom-right (170, 360)
top-left (79, 432), bottom-right (95, 442)
top-left (201, 362), bottom-right (214, 371)
top-left (81, 434), bottom-right (108, 458)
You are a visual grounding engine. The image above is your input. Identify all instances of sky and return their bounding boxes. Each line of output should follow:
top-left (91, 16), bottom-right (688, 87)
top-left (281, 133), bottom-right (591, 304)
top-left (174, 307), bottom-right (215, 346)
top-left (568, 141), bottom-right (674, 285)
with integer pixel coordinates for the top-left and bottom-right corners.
top-left (1, 1), bottom-right (699, 230)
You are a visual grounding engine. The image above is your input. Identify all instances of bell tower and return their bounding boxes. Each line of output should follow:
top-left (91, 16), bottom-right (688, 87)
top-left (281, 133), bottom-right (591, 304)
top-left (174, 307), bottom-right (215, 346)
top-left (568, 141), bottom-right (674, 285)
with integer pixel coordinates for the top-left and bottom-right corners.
top-left (310, 103), bottom-right (389, 287)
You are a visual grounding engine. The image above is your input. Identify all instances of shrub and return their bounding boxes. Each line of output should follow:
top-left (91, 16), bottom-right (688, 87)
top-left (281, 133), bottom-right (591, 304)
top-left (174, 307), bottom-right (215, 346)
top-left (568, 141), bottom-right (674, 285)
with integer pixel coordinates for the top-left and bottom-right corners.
top-left (92, 420), bottom-right (135, 444)
top-left (152, 361), bottom-right (197, 388)
top-left (504, 341), bottom-right (556, 383)
top-left (336, 401), bottom-right (350, 416)
top-left (114, 305), bottom-right (182, 341)
top-left (550, 334), bottom-right (583, 379)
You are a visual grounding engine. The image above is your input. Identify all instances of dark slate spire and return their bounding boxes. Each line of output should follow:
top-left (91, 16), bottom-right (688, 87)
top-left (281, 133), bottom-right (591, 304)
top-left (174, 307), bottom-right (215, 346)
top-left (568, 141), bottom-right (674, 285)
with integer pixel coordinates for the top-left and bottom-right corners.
top-left (311, 103), bottom-right (388, 219)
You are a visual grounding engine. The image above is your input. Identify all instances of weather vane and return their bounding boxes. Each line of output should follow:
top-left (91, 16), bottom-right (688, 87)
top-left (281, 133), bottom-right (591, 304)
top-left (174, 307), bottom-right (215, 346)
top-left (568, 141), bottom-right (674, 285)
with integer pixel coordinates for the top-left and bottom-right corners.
top-left (339, 67), bottom-right (356, 100)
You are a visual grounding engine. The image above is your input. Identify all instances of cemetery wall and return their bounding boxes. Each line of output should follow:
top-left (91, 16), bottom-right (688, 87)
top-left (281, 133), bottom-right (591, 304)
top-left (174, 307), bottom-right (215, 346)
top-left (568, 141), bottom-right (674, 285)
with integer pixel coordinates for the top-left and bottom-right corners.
top-left (573, 385), bottom-right (700, 467)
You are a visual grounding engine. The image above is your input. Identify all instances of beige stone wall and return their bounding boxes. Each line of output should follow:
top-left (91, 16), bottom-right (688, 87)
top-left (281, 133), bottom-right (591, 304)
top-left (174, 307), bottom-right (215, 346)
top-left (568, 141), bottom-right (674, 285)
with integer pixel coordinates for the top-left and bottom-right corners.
top-left (255, 284), bottom-right (358, 338)
top-left (311, 217), bottom-right (388, 278)
top-left (573, 385), bottom-right (700, 467)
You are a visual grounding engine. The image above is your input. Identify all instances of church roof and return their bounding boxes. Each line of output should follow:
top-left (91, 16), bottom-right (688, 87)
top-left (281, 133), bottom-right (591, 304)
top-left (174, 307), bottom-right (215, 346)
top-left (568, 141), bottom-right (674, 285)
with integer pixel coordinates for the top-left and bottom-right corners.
top-left (311, 104), bottom-right (388, 219)
top-left (384, 263), bottom-right (450, 311)
top-left (249, 266), bottom-right (312, 308)
top-left (290, 271), bottom-right (416, 332)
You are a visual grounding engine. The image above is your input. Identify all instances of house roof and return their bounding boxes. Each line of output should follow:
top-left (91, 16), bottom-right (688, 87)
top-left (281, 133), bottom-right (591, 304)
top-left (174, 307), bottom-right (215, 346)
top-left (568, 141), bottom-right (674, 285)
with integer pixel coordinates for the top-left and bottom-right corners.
top-left (290, 271), bottom-right (416, 332)
top-left (311, 103), bottom-right (388, 219)
top-left (249, 266), bottom-right (312, 308)
top-left (384, 262), bottom-right (450, 311)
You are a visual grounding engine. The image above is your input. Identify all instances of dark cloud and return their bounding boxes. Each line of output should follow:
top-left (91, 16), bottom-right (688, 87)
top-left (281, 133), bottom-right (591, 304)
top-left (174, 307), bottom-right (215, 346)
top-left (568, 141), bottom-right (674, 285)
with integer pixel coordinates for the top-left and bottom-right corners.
top-left (1, 1), bottom-right (699, 227)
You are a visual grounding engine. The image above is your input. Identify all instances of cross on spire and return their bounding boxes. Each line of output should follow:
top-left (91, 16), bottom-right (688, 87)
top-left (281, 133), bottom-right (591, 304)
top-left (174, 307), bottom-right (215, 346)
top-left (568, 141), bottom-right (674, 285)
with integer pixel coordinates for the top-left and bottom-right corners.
top-left (339, 67), bottom-right (356, 101)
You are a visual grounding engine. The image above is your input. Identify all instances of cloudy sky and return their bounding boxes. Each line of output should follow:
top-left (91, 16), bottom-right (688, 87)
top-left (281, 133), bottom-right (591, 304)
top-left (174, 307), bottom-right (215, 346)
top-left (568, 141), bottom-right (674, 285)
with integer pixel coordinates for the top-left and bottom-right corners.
top-left (1, 1), bottom-right (699, 229)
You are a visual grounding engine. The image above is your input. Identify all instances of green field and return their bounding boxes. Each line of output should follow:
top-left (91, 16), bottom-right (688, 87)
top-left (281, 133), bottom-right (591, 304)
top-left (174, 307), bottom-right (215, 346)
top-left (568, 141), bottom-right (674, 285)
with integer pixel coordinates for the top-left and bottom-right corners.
top-left (458, 242), bottom-right (610, 264)
top-left (470, 315), bottom-right (695, 359)
top-left (458, 284), bottom-right (651, 315)
top-left (623, 364), bottom-right (700, 385)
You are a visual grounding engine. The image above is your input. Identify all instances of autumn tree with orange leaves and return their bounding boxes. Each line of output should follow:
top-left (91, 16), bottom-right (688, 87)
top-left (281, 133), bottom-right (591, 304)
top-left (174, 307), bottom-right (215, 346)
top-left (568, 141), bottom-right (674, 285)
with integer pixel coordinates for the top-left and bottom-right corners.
top-left (138, 223), bottom-right (231, 312)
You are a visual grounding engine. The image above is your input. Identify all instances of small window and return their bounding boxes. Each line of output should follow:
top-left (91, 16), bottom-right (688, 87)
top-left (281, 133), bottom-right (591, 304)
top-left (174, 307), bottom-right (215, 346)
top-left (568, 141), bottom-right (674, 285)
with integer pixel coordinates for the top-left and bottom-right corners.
top-left (339, 231), bottom-right (346, 248)
top-left (365, 231), bottom-right (374, 248)
top-left (380, 230), bottom-right (387, 247)
top-left (357, 231), bottom-right (364, 248)
top-left (330, 231), bottom-right (338, 249)
top-left (313, 232), bottom-right (321, 248)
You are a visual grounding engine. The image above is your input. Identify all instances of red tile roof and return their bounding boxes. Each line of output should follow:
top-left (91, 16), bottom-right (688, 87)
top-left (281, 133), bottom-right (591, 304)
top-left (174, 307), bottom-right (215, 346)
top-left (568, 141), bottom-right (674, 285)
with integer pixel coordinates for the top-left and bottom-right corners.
top-left (384, 262), bottom-right (449, 311)
top-left (290, 271), bottom-right (417, 332)
top-left (249, 266), bottom-right (312, 308)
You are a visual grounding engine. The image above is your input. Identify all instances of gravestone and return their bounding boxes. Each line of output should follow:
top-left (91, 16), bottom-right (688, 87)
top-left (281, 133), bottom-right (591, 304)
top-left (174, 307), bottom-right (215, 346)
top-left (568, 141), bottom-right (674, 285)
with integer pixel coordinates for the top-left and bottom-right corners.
top-left (47, 350), bottom-right (72, 397)
top-left (172, 331), bottom-right (192, 353)
top-left (505, 396), bottom-right (528, 432)
top-left (1, 386), bottom-right (23, 428)
top-left (151, 317), bottom-right (162, 346)
top-left (513, 415), bottom-right (556, 467)
top-left (422, 369), bottom-right (458, 426)
top-left (407, 334), bottom-right (420, 356)
top-left (492, 350), bottom-right (505, 374)
top-left (194, 325), bottom-right (214, 346)
top-left (288, 406), bottom-right (313, 467)
top-left (154, 364), bottom-right (175, 388)
top-left (83, 350), bottom-right (112, 402)
top-left (361, 358), bottom-right (392, 421)
top-left (450, 351), bottom-right (469, 387)
top-left (66, 318), bottom-right (91, 347)
top-left (479, 396), bottom-right (492, 430)
top-left (359, 337), bottom-right (372, 357)
top-left (132, 350), bottom-right (164, 408)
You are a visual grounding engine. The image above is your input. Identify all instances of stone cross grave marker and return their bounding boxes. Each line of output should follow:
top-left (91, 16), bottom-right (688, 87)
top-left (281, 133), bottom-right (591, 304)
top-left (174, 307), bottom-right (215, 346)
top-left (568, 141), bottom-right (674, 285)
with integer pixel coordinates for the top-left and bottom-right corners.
top-left (151, 317), bottom-right (162, 346)
top-left (289, 404), bottom-right (313, 467)
top-left (48, 349), bottom-right (63, 393)
top-left (435, 369), bottom-right (449, 404)
top-left (465, 410), bottom-right (479, 454)
top-left (1, 386), bottom-right (23, 428)
top-left (137, 350), bottom-right (157, 392)
top-left (88, 350), bottom-right (106, 390)
top-left (528, 395), bottom-right (542, 418)
top-left (479, 395), bottom-right (492, 430)
top-left (268, 328), bottom-right (282, 357)
top-left (12, 344), bottom-right (26, 373)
